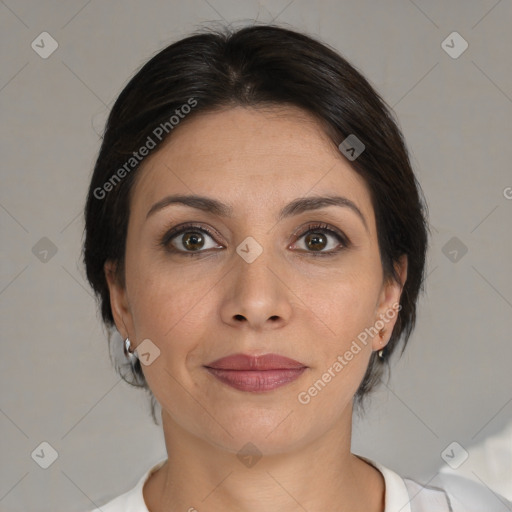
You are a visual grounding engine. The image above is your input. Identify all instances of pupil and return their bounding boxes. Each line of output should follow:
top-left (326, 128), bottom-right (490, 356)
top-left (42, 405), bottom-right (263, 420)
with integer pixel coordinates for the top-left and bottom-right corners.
top-left (183, 231), bottom-right (204, 250)
top-left (306, 232), bottom-right (326, 251)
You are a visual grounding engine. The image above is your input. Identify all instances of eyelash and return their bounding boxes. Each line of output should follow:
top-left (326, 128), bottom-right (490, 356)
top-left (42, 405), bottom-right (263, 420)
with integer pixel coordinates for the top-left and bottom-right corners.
top-left (159, 222), bottom-right (350, 257)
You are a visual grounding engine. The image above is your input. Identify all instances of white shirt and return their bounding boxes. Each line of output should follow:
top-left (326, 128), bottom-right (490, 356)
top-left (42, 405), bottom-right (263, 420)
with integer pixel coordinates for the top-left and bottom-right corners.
top-left (90, 456), bottom-right (512, 512)
top-left (440, 421), bottom-right (512, 501)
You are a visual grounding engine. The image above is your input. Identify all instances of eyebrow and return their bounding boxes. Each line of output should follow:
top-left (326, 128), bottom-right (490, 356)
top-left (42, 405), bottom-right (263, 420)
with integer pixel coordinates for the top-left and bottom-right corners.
top-left (146, 194), bottom-right (368, 232)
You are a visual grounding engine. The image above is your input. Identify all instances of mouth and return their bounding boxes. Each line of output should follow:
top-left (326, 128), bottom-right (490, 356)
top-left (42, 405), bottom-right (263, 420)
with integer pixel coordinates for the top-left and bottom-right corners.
top-left (204, 353), bottom-right (308, 392)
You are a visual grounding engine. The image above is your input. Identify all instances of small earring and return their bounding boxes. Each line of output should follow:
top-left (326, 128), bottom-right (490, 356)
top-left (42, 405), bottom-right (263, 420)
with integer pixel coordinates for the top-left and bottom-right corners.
top-left (378, 329), bottom-right (385, 360)
top-left (124, 337), bottom-right (139, 361)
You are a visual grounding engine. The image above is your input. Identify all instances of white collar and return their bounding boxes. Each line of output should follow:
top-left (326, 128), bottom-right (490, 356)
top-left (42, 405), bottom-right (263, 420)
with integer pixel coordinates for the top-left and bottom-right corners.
top-left (357, 455), bottom-right (412, 512)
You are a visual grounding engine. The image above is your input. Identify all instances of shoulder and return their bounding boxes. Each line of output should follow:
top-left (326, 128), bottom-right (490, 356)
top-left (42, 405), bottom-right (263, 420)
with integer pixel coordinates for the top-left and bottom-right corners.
top-left (401, 471), bottom-right (512, 512)
top-left (85, 459), bottom-right (167, 512)
top-left (428, 471), bottom-right (512, 512)
top-left (359, 455), bottom-right (512, 512)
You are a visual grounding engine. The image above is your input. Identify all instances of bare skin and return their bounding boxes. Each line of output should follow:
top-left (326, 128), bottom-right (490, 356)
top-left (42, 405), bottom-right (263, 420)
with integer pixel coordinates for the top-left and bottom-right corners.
top-left (105, 105), bottom-right (407, 512)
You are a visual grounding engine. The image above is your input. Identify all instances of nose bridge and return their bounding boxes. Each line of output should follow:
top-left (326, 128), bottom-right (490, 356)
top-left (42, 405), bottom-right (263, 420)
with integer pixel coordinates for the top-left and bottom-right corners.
top-left (220, 235), bottom-right (292, 328)
top-left (233, 237), bottom-right (277, 301)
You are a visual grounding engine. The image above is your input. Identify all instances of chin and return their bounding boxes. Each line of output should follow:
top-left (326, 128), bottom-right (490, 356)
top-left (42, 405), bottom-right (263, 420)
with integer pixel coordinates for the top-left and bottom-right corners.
top-left (200, 410), bottom-right (315, 457)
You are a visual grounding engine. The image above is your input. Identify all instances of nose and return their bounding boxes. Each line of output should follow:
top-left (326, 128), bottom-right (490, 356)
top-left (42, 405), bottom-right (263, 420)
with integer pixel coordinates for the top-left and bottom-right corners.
top-left (219, 248), bottom-right (293, 331)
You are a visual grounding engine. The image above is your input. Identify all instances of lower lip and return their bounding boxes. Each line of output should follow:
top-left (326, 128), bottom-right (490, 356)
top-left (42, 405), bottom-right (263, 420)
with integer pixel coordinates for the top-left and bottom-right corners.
top-left (205, 367), bottom-right (307, 392)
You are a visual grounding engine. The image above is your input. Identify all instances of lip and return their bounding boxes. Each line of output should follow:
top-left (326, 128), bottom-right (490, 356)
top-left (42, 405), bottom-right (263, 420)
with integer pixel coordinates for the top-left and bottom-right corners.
top-left (205, 353), bottom-right (307, 371)
top-left (205, 367), bottom-right (307, 392)
top-left (204, 353), bottom-right (308, 392)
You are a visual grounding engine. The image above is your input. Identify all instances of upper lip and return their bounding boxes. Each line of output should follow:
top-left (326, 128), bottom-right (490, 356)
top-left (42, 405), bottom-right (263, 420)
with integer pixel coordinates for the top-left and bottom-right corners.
top-left (205, 353), bottom-right (307, 371)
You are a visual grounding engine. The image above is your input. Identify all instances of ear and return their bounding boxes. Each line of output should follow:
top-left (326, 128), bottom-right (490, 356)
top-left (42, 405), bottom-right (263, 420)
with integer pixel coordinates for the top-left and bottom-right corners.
top-left (104, 260), bottom-right (135, 340)
top-left (372, 254), bottom-right (408, 351)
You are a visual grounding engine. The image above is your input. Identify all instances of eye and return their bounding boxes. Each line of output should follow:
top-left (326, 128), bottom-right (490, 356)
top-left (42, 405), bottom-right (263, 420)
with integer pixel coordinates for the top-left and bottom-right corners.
top-left (291, 223), bottom-right (349, 255)
top-left (159, 221), bottom-right (349, 257)
top-left (161, 223), bottom-right (223, 255)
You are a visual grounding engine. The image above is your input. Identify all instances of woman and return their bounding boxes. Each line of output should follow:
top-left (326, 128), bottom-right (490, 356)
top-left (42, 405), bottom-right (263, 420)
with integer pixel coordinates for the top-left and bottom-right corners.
top-left (83, 24), bottom-right (510, 512)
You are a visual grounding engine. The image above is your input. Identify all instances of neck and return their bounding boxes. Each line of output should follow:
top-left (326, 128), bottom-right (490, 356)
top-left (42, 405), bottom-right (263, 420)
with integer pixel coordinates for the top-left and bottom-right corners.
top-left (143, 406), bottom-right (385, 512)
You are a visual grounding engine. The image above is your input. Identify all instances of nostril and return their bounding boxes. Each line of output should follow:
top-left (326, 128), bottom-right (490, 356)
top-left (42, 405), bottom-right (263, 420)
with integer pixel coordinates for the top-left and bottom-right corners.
top-left (234, 314), bottom-right (246, 321)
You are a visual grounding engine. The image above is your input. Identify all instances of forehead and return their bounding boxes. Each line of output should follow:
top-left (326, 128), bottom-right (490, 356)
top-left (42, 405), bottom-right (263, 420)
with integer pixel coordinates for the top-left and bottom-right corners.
top-left (130, 106), bottom-right (374, 222)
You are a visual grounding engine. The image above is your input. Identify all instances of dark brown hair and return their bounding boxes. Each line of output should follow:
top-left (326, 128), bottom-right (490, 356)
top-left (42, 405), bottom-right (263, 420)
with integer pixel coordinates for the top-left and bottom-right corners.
top-left (83, 24), bottom-right (429, 424)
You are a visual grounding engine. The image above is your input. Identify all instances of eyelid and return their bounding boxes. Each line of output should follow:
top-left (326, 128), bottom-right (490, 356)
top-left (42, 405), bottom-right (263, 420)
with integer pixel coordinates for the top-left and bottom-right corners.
top-left (159, 222), bottom-right (224, 248)
top-left (290, 222), bottom-right (350, 252)
top-left (291, 222), bottom-right (346, 240)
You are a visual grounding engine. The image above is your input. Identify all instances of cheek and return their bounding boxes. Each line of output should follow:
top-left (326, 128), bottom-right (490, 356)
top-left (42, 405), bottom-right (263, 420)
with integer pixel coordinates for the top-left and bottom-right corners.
top-left (124, 235), bottom-right (206, 334)
top-left (295, 273), bottom-right (378, 414)
top-left (129, 270), bottom-right (206, 341)
top-left (298, 265), bottom-right (381, 348)
top-left (124, 262), bottom-right (207, 407)
top-left (124, 256), bottom-right (216, 403)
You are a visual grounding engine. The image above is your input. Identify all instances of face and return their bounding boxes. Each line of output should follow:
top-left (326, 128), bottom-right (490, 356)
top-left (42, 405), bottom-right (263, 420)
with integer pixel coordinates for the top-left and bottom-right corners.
top-left (106, 106), bottom-right (407, 455)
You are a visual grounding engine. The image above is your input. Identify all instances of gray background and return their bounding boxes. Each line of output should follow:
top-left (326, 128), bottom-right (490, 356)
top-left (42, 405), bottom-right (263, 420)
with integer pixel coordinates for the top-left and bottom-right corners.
top-left (1, 1), bottom-right (511, 511)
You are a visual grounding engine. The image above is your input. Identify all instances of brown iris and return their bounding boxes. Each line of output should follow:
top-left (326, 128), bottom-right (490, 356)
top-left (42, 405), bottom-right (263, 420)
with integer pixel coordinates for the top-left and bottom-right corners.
top-left (182, 231), bottom-right (205, 251)
top-left (305, 232), bottom-right (327, 251)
